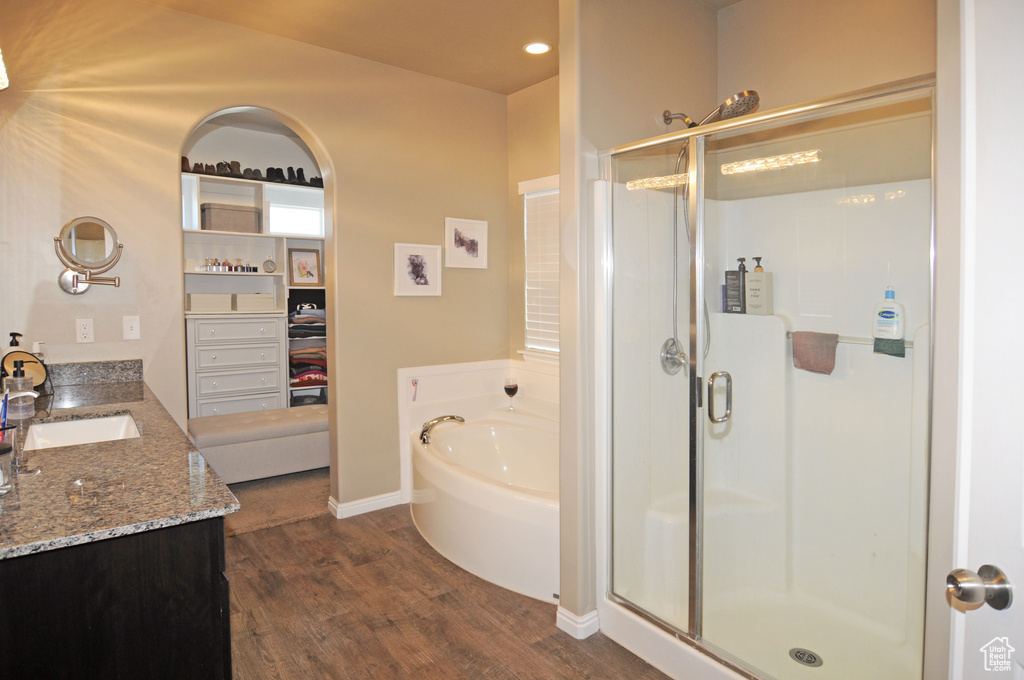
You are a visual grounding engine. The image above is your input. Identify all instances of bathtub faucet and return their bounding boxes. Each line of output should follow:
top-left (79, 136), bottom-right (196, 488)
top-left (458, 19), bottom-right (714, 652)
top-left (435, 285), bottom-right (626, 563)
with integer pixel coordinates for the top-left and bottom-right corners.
top-left (420, 415), bottom-right (465, 445)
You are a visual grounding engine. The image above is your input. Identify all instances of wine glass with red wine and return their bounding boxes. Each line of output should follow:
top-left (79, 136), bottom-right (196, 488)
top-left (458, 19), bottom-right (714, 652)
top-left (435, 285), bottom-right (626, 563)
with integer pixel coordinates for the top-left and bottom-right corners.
top-left (504, 378), bottom-right (518, 412)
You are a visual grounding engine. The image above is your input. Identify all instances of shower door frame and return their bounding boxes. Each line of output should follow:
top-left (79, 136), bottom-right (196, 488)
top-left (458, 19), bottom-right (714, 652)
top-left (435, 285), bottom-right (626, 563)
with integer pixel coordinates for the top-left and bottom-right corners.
top-left (598, 72), bottom-right (937, 680)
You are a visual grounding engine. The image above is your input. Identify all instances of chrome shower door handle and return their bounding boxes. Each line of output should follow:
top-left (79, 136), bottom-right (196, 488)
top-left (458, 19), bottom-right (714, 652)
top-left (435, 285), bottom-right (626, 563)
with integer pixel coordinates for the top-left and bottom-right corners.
top-left (947, 565), bottom-right (1012, 610)
top-left (707, 371), bottom-right (732, 424)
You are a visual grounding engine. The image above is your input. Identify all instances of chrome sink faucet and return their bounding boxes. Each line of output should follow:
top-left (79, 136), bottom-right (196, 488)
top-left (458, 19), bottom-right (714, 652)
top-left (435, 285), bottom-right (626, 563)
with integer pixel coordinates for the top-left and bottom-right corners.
top-left (420, 415), bottom-right (464, 444)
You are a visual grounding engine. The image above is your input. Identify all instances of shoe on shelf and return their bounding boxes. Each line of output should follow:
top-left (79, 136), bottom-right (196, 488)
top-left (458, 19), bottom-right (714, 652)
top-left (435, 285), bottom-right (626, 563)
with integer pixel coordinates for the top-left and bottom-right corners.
top-left (243, 168), bottom-right (255, 179)
top-left (181, 156), bottom-right (190, 172)
top-left (296, 168), bottom-right (308, 185)
top-left (204, 163), bottom-right (216, 174)
top-left (230, 160), bottom-right (243, 177)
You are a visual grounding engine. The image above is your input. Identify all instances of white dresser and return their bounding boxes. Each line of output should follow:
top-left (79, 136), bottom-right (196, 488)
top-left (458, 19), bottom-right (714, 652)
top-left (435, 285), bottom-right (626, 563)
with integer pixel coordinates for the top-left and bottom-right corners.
top-left (185, 316), bottom-right (287, 418)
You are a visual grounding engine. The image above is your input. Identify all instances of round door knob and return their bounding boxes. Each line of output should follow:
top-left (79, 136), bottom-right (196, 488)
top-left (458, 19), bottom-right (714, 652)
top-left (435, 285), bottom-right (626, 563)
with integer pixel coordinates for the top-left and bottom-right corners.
top-left (947, 565), bottom-right (1012, 610)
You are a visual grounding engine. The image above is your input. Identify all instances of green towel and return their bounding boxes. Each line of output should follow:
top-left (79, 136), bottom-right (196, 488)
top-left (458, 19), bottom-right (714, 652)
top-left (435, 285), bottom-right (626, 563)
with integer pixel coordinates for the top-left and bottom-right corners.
top-left (873, 337), bottom-right (905, 358)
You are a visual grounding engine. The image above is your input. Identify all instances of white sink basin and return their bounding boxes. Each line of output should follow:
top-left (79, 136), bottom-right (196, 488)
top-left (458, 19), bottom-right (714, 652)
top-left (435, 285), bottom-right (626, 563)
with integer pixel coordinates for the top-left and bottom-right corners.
top-left (24, 415), bottom-right (140, 451)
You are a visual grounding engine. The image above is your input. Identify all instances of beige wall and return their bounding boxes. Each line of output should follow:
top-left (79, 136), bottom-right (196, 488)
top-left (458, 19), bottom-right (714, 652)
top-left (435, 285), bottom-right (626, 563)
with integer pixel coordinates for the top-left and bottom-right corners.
top-left (559, 0), bottom-right (719, 619)
top-left (718, 0), bottom-right (937, 110)
top-left (508, 76), bottom-right (560, 358)
top-left (0, 0), bottom-right (510, 503)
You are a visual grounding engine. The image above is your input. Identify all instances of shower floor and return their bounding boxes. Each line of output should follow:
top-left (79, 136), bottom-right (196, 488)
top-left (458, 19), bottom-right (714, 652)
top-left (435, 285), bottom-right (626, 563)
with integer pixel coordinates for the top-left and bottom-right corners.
top-left (701, 590), bottom-right (921, 680)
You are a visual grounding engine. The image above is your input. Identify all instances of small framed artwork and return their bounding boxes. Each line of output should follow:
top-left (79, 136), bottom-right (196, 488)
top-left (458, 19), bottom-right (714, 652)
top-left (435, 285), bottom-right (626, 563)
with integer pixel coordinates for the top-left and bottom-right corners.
top-left (394, 243), bottom-right (442, 296)
top-left (444, 218), bottom-right (488, 269)
top-left (289, 248), bottom-right (322, 286)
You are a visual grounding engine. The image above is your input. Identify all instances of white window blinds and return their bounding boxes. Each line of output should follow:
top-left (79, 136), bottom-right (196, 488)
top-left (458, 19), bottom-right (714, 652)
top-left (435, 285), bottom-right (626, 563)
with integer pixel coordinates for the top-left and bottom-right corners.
top-left (521, 176), bottom-right (559, 352)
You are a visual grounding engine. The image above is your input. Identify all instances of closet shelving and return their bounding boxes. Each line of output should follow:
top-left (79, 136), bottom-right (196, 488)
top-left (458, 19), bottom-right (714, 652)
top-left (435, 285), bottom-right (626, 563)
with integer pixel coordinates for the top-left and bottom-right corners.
top-left (182, 172), bottom-right (327, 417)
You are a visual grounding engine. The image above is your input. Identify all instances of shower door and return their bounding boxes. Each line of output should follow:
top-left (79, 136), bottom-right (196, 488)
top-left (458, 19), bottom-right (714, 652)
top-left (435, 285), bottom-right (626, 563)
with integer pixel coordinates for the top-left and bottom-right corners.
top-left (608, 83), bottom-right (934, 680)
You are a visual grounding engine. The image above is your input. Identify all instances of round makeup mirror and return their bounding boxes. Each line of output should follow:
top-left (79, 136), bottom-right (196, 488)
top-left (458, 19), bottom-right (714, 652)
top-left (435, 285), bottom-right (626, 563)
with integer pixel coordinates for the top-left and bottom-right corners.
top-left (56, 217), bottom-right (119, 269)
top-left (54, 217), bottom-right (124, 295)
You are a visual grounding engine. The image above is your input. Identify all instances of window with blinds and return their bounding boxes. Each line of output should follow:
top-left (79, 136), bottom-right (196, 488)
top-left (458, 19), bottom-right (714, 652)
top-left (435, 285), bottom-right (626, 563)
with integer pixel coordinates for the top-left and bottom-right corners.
top-left (521, 176), bottom-right (559, 352)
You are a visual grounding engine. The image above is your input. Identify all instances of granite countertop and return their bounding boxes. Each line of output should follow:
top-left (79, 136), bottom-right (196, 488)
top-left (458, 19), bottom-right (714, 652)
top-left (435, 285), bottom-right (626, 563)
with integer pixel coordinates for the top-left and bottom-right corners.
top-left (0, 381), bottom-right (238, 560)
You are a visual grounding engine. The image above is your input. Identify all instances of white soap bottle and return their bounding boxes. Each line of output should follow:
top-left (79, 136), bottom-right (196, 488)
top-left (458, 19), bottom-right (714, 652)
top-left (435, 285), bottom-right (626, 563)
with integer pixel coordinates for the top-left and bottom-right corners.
top-left (872, 286), bottom-right (905, 339)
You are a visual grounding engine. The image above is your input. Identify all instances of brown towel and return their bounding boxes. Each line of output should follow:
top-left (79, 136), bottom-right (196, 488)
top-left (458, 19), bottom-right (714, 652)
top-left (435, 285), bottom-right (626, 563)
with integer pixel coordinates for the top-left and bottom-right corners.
top-left (792, 331), bottom-right (840, 375)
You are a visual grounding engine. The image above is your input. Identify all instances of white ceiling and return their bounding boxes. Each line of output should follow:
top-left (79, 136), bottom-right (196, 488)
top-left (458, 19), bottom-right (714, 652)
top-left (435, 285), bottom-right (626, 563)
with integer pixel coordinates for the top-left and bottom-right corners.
top-left (141, 0), bottom-right (742, 95)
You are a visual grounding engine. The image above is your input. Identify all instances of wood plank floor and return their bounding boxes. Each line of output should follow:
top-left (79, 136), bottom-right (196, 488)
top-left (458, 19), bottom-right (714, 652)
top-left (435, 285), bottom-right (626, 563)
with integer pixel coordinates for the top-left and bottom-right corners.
top-left (226, 504), bottom-right (671, 680)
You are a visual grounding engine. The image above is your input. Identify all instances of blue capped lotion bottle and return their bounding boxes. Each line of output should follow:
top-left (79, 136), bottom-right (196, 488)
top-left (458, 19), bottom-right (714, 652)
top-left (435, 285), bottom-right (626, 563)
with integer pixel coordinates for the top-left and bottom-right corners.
top-left (872, 286), bottom-right (905, 339)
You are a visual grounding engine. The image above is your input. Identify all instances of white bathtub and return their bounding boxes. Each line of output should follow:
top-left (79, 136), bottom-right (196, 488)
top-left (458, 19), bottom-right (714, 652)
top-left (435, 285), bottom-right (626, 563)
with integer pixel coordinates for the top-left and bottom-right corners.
top-left (410, 415), bottom-right (559, 603)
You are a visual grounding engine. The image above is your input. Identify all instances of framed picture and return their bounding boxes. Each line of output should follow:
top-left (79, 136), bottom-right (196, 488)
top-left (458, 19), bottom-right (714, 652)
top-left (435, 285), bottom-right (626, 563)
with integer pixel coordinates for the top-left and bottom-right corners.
top-left (394, 243), bottom-right (442, 296)
top-left (289, 248), bottom-right (322, 286)
top-left (444, 218), bottom-right (488, 269)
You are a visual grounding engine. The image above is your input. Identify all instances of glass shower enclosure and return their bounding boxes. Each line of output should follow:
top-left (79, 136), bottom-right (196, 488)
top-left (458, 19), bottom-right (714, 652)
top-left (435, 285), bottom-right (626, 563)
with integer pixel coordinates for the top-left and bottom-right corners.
top-left (605, 78), bottom-right (933, 680)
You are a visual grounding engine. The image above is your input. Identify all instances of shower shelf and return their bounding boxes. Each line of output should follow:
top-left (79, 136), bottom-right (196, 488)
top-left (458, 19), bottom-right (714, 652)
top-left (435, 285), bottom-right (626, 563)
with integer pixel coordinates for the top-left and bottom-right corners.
top-left (785, 331), bottom-right (914, 350)
top-left (703, 487), bottom-right (775, 516)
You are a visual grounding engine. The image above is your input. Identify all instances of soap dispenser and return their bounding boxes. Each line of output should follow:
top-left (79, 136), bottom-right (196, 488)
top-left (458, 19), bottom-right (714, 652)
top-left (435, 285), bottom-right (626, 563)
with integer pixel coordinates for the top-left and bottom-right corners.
top-left (4, 360), bottom-right (37, 420)
top-left (724, 258), bottom-right (747, 313)
top-left (2, 332), bottom-right (22, 360)
top-left (744, 257), bottom-right (774, 315)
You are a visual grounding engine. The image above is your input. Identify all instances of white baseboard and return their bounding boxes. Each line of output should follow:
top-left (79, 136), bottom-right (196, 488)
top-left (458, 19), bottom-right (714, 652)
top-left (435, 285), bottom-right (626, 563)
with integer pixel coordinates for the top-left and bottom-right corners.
top-left (329, 491), bottom-right (403, 519)
top-left (556, 606), bottom-right (600, 639)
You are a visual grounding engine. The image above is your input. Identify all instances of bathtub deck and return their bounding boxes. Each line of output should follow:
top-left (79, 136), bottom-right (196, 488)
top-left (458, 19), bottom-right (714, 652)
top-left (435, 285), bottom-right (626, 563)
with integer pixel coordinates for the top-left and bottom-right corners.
top-left (227, 504), bottom-right (669, 680)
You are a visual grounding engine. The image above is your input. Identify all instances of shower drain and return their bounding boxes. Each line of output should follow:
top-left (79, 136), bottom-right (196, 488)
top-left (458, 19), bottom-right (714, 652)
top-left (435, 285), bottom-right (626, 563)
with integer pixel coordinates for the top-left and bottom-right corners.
top-left (789, 648), bottom-right (823, 667)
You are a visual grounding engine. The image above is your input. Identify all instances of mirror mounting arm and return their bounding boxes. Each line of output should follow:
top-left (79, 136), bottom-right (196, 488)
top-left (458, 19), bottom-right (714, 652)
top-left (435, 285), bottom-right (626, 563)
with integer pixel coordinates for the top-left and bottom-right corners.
top-left (73, 269), bottom-right (121, 288)
top-left (54, 236), bottom-right (123, 295)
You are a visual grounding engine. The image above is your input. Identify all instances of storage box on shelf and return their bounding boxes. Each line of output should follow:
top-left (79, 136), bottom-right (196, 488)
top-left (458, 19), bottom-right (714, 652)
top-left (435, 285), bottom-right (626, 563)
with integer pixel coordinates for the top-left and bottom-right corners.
top-left (201, 202), bottom-right (260, 233)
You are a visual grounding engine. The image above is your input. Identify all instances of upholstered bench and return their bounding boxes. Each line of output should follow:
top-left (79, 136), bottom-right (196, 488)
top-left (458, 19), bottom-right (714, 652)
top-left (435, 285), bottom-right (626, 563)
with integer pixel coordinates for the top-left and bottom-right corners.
top-left (187, 404), bottom-right (329, 484)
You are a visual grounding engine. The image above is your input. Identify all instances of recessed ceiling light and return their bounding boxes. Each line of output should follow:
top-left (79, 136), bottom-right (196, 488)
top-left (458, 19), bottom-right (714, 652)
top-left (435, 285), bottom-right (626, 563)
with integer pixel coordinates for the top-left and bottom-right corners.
top-left (523, 42), bottom-right (551, 55)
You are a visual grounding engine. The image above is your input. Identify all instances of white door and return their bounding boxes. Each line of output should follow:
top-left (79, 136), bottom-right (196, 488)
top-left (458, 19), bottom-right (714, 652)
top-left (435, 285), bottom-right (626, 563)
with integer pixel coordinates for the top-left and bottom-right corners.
top-left (945, 1), bottom-right (1024, 677)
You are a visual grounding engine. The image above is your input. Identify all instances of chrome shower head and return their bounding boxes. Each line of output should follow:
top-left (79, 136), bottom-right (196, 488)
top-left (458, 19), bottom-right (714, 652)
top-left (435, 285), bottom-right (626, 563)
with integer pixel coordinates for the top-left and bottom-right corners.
top-left (698, 90), bottom-right (760, 126)
top-left (664, 90), bottom-right (760, 128)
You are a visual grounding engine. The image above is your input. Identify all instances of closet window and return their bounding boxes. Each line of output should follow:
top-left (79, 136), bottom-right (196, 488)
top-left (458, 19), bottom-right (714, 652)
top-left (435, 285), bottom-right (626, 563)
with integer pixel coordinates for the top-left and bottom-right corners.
top-left (519, 175), bottom-right (559, 353)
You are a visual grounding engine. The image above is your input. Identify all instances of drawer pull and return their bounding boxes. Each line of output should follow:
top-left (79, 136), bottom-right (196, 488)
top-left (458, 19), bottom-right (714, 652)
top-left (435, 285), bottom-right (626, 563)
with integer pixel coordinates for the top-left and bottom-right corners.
top-left (262, 403), bottom-right (268, 408)
top-left (212, 408), bottom-right (219, 414)
top-left (211, 355), bottom-right (217, 360)
top-left (260, 353), bottom-right (265, 359)
top-left (210, 329), bottom-right (216, 335)
top-left (212, 381), bottom-right (218, 387)
top-left (261, 378), bottom-right (267, 383)
top-left (259, 327), bottom-right (265, 334)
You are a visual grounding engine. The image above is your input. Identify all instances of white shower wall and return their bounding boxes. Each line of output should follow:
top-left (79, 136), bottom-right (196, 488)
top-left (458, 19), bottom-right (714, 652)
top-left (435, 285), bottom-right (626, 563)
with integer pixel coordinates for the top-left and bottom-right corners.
top-left (703, 178), bottom-right (931, 638)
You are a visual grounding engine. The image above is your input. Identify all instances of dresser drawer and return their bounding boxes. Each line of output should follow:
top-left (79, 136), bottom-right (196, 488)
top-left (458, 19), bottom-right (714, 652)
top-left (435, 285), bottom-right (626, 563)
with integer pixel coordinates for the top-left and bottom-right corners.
top-left (195, 343), bottom-right (279, 370)
top-left (193, 318), bottom-right (281, 344)
top-left (196, 367), bottom-right (281, 397)
top-left (196, 393), bottom-right (282, 417)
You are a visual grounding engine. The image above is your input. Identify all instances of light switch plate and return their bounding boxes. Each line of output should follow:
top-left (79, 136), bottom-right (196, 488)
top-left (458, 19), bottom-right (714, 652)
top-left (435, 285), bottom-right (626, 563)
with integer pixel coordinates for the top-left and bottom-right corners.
top-left (123, 315), bottom-right (141, 340)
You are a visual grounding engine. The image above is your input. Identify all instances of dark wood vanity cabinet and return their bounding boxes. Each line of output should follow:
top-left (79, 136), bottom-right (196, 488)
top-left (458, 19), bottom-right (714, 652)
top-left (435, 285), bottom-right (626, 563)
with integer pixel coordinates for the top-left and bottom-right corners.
top-left (0, 518), bottom-right (231, 679)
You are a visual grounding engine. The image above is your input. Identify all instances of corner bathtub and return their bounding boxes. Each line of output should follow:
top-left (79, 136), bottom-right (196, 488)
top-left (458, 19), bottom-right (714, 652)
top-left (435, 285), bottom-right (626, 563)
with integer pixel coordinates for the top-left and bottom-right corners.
top-left (410, 415), bottom-right (559, 603)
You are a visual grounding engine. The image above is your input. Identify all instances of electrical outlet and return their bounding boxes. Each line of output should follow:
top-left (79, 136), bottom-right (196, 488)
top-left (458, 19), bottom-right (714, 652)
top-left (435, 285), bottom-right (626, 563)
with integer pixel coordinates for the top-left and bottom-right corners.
top-left (76, 318), bottom-right (94, 343)
top-left (123, 315), bottom-right (141, 340)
